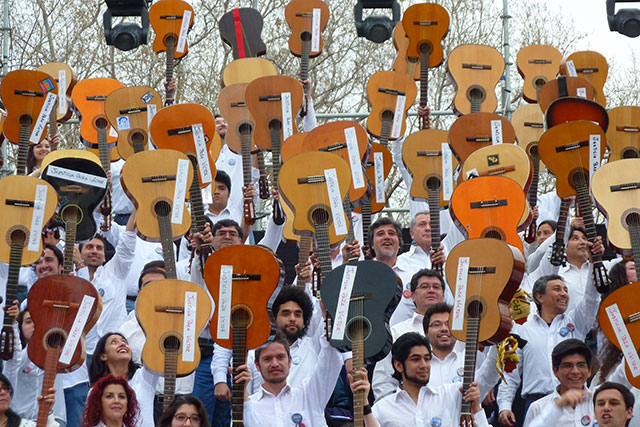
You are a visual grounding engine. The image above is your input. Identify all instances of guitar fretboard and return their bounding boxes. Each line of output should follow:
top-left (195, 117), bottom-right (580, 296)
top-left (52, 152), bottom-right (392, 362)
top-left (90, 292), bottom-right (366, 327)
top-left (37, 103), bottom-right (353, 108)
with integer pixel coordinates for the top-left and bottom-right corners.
top-left (232, 316), bottom-right (248, 427)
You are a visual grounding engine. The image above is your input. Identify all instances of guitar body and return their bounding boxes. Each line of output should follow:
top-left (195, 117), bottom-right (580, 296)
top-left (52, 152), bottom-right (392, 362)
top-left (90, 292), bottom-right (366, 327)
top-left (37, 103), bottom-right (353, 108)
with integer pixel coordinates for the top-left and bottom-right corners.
top-left (0, 176), bottom-right (58, 266)
top-left (559, 51), bottom-right (608, 107)
top-left (105, 86), bottom-right (162, 160)
top-left (511, 103), bottom-right (546, 171)
top-left (450, 176), bottom-right (526, 253)
top-left (71, 78), bottom-right (124, 146)
top-left (537, 76), bottom-right (595, 114)
top-left (36, 62), bottom-right (77, 122)
top-left (285, 0), bottom-right (330, 57)
top-left (545, 97), bottom-right (609, 131)
top-left (120, 149), bottom-right (193, 241)
top-left (392, 22), bottom-right (420, 80)
top-left (462, 143), bottom-right (531, 192)
top-left (365, 71), bottom-right (417, 141)
top-left (321, 260), bottom-right (401, 361)
top-left (446, 44), bottom-right (504, 115)
top-left (149, 0), bottom-right (195, 60)
top-left (204, 245), bottom-right (284, 350)
top-left (219, 8), bottom-right (267, 59)
top-left (446, 238), bottom-right (524, 345)
top-left (516, 44), bottom-right (562, 103)
top-left (606, 106), bottom-right (640, 161)
top-left (353, 142), bottom-right (393, 215)
top-left (41, 150), bottom-right (107, 242)
top-left (217, 83), bottom-right (258, 155)
top-left (401, 3), bottom-right (449, 65)
top-left (402, 129), bottom-right (458, 204)
top-left (137, 279), bottom-right (212, 375)
top-left (221, 58), bottom-right (277, 86)
top-left (281, 133), bottom-right (308, 163)
top-left (448, 112), bottom-right (517, 168)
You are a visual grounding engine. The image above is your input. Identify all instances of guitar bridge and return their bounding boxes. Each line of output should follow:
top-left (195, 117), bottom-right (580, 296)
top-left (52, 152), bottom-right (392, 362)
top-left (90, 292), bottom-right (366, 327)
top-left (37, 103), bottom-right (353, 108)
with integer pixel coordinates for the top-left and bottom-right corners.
top-left (232, 274), bottom-right (261, 281)
top-left (462, 63), bottom-right (492, 70)
top-left (230, 102), bottom-right (246, 108)
top-left (86, 96), bottom-right (108, 101)
top-left (576, 67), bottom-right (598, 73)
top-left (466, 136), bottom-right (491, 142)
top-left (14, 90), bottom-right (43, 97)
top-left (528, 59), bottom-right (553, 64)
top-left (59, 185), bottom-right (88, 194)
top-left (155, 306), bottom-right (184, 314)
top-left (555, 140), bottom-right (588, 152)
top-left (168, 126), bottom-right (193, 136)
top-left (5, 199), bottom-right (35, 207)
top-left (119, 107), bottom-right (147, 115)
top-left (258, 95), bottom-right (282, 102)
top-left (319, 143), bottom-right (348, 152)
top-left (524, 121), bottom-right (544, 128)
top-left (470, 199), bottom-right (507, 209)
top-left (298, 175), bottom-right (326, 184)
top-left (159, 15), bottom-right (183, 20)
top-left (142, 175), bottom-right (177, 183)
top-left (412, 20), bottom-right (439, 26)
top-left (610, 182), bottom-right (640, 192)
top-left (377, 88), bottom-right (405, 96)
top-left (417, 151), bottom-right (441, 157)
top-left (295, 12), bottom-right (313, 18)
top-left (468, 267), bottom-right (496, 274)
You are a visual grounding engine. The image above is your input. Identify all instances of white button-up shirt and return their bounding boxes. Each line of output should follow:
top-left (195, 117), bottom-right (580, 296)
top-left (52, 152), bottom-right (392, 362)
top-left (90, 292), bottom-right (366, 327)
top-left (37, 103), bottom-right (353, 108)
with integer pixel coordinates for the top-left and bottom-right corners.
top-left (524, 388), bottom-right (594, 427)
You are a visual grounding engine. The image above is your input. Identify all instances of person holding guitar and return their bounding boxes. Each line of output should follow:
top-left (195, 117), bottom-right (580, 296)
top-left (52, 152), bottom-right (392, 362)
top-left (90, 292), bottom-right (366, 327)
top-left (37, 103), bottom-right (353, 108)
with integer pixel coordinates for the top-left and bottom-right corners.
top-left (26, 134), bottom-right (59, 176)
top-left (0, 373), bottom-right (58, 426)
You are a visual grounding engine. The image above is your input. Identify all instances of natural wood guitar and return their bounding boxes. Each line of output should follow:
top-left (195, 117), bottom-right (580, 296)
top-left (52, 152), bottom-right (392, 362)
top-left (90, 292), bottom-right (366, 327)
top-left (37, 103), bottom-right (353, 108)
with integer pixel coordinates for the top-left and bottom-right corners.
top-left (605, 106), bottom-right (640, 161)
top-left (516, 44), bottom-right (562, 103)
top-left (559, 50), bottom-right (608, 107)
top-left (392, 22), bottom-right (420, 80)
top-left (221, 58), bottom-right (277, 87)
top-left (36, 62), bottom-right (77, 128)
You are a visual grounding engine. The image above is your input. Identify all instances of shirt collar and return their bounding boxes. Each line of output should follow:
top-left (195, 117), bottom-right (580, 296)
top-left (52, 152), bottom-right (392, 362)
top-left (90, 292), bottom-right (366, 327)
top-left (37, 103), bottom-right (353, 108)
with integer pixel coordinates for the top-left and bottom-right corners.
top-left (257, 383), bottom-right (291, 399)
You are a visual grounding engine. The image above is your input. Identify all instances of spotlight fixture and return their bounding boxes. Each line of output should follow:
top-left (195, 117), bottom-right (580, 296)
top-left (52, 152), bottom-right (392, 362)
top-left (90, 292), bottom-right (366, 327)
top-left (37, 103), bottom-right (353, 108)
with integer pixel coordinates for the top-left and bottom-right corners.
top-left (354, 0), bottom-right (400, 43)
top-left (607, 0), bottom-right (640, 37)
top-left (103, 0), bottom-right (151, 51)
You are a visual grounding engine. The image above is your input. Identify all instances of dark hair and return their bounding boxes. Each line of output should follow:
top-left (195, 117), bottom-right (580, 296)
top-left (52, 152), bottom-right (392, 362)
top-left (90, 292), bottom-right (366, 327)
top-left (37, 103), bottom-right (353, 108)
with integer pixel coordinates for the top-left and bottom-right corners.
top-left (568, 226), bottom-right (587, 241)
top-left (42, 243), bottom-right (63, 267)
top-left (89, 333), bottom-right (139, 386)
top-left (212, 219), bottom-right (243, 241)
top-left (157, 395), bottom-right (210, 427)
top-left (16, 309), bottom-right (30, 348)
top-left (272, 286), bottom-right (313, 330)
top-left (594, 381), bottom-right (635, 411)
top-left (143, 260), bottom-right (165, 271)
top-left (79, 234), bottom-right (108, 253)
top-left (551, 338), bottom-right (592, 370)
top-left (81, 374), bottom-right (140, 427)
top-left (368, 217), bottom-right (403, 258)
top-left (538, 219), bottom-right (557, 232)
top-left (255, 330), bottom-right (290, 363)
top-left (608, 259), bottom-right (633, 294)
top-left (409, 269), bottom-right (445, 293)
top-left (138, 267), bottom-right (167, 291)
top-left (26, 140), bottom-right (51, 174)
top-left (410, 211), bottom-right (430, 229)
top-left (391, 332), bottom-right (430, 382)
top-left (214, 170), bottom-right (231, 192)
top-left (532, 274), bottom-right (564, 313)
top-left (214, 113), bottom-right (222, 119)
top-left (423, 303), bottom-right (452, 335)
top-left (0, 374), bottom-right (20, 427)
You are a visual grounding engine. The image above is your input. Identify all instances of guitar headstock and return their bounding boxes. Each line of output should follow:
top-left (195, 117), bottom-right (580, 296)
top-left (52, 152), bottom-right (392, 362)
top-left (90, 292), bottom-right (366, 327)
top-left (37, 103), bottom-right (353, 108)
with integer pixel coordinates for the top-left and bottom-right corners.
top-left (549, 239), bottom-right (567, 267)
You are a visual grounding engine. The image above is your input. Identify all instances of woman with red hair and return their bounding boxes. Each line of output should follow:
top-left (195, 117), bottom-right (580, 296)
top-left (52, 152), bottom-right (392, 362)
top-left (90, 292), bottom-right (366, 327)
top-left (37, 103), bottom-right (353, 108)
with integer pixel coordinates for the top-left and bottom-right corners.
top-left (81, 375), bottom-right (140, 427)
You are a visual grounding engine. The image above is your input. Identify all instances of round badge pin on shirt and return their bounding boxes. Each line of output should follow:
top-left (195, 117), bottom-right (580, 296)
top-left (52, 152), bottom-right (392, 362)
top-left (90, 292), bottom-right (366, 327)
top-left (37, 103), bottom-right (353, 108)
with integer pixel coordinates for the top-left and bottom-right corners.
top-left (430, 416), bottom-right (442, 427)
top-left (228, 158), bottom-right (236, 165)
top-left (292, 355), bottom-right (302, 365)
top-left (402, 289), bottom-right (412, 298)
top-left (291, 413), bottom-right (303, 425)
top-left (457, 367), bottom-right (464, 377)
top-left (581, 415), bottom-right (591, 425)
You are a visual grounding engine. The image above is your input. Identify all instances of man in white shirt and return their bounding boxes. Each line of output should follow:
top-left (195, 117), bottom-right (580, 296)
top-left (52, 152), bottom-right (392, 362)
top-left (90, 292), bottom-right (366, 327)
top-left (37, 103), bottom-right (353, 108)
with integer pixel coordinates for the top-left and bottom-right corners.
top-left (593, 382), bottom-right (634, 427)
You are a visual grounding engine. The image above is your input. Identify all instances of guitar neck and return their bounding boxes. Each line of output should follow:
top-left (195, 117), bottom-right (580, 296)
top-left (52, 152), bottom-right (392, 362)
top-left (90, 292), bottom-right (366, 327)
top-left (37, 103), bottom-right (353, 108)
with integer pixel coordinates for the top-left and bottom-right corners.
top-left (36, 345), bottom-right (62, 426)
top-left (300, 39), bottom-right (310, 96)
top-left (63, 209), bottom-right (78, 275)
top-left (163, 346), bottom-right (179, 411)
top-left (419, 48), bottom-right (430, 130)
top-left (157, 206), bottom-right (178, 280)
top-left (96, 126), bottom-right (111, 171)
top-left (269, 126), bottom-right (283, 187)
top-left (232, 322), bottom-right (248, 427)
top-left (470, 96), bottom-right (482, 114)
top-left (48, 100), bottom-right (58, 139)
top-left (379, 116), bottom-right (392, 148)
top-left (314, 221), bottom-right (332, 288)
top-left (240, 128), bottom-right (256, 225)
top-left (550, 198), bottom-right (571, 267)
top-left (297, 235), bottom-right (313, 288)
top-left (361, 200), bottom-right (372, 255)
top-left (165, 36), bottom-right (176, 104)
top-left (343, 195), bottom-right (357, 256)
top-left (17, 122), bottom-right (31, 175)
top-left (351, 307), bottom-right (365, 427)
top-left (427, 188), bottom-right (442, 272)
top-left (460, 315), bottom-right (480, 422)
top-left (4, 243), bottom-right (23, 323)
top-left (528, 155), bottom-right (540, 207)
top-left (629, 222), bottom-right (640, 283)
top-left (256, 151), bottom-right (270, 199)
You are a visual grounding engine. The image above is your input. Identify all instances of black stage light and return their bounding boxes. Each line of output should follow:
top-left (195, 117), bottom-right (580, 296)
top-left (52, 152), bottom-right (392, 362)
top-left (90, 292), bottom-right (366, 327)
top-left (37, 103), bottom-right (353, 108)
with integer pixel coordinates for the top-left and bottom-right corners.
top-left (607, 0), bottom-right (640, 37)
top-left (354, 0), bottom-right (400, 43)
top-left (104, 0), bottom-right (151, 51)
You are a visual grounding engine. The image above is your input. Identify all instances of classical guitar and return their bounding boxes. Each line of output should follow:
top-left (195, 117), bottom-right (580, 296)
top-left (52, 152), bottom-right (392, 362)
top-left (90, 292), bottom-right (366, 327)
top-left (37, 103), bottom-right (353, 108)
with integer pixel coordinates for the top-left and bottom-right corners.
top-left (244, 75), bottom-right (304, 225)
top-left (36, 62), bottom-right (78, 137)
top-left (448, 112), bottom-right (517, 170)
top-left (105, 86), bottom-right (163, 160)
top-left (0, 70), bottom-right (59, 174)
top-left (559, 51), bottom-right (608, 107)
top-left (605, 106), bottom-right (640, 161)
top-left (446, 44), bottom-right (504, 115)
top-left (0, 176), bottom-right (57, 360)
top-left (392, 22), bottom-right (420, 80)
top-left (71, 77), bottom-right (124, 148)
top-left (537, 75), bottom-right (595, 114)
top-left (515, 44), bottom-right (562, 103)
top-left (545, 96), bottom-right (609, 131)
top-left (402, 2), bottom-right (449, 129)
top-left (402, 129), bottom-right (458, 271)
top-left (219, 7), bottom-right (266, 59)
top-left (285, 0), bottom-right (330, 97)
top-left (120, 149), bottom-right (194, 279)
top-left (29, 275), bottom-right (101, 426)
top-left (279, 151), bottom-right (352, 285)
top-left (41, 150), bottom-right (108, 273)
top-left (538, 120), bottom-right (609, 292)
top-left (149, 0), bottom-right (195, 105)
top-left (221, 58), bottom-right (277, 87)
top-left (322, 260), bottom-right (401, 426)
top-left (137, 278), bottom-right (212, 410)
top-left (549, 197), bottom-right (573, 267)
top-left (365, 71), bottom-right (417, 145)
top-left (449, 175), bottom-right (527, 253)
top-left (150, 103), bottom-right (221, 260)
top-left (203, 245), bottom-right (284, 427)
top-left (445, 238), bottom-right (524, 426)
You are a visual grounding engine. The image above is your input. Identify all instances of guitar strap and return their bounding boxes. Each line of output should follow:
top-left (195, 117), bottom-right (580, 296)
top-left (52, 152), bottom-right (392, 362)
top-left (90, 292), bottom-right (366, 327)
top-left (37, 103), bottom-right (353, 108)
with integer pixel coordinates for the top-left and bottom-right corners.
top-left (232, 9), bottom-right (247, 58)
top-left (557, 75), bottom-right (569, 98)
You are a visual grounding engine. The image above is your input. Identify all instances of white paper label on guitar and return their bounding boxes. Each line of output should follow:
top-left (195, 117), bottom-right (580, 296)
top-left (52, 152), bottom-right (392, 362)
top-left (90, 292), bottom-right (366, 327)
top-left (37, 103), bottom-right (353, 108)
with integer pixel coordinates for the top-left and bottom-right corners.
top-left (281, 92), bottom-right (293, 140)
top-left (391, 95), bottom-right (406, 139)
top-left (344, 127), bottom-right (365, 189)
top-left (201, 184), bottom-right (213, 205)
top-left (171, 158), bottom-right (190, 224)
top-left (311, 8), bottom-right (321, 53)
top-left (589, 134), bottom-right (601, 181)
top-left (606, 303), bottom-right (640, 377)
top-left (47, 165), bottom-right (108, 189)
top-left (192, 123), bottom-right (213, 184)
top-left (146, 104), bottom-right (157, 131)
top-left (28, 185), bottom-right (48, 252)
top-left (566, 60), bottom-right (578, 77)
top-left (374, 151), bottom-right (385, 203)
top-left (116, 116), bottom-right (131, 131)
top-left (58, 69), bottom-right (66, 115)
top-left (29, 92), bottom-right (57, 144)
top-left (182, 291), bottom-right (197, 362)
top-left (442, 143), bottom-right (454, 201)
top-left (176, 10), bottom-right (192, 54)
top-left (324, 168), bottom-right (348, 236)
top-left (109, 126), bottom-right (118, 138)
top-left (491, 120), bottom-right (503, 145)
top-left (331, 265), bottom-right (358, 341)
top-left (217, 265), bottom-right (233, 340)
top-left (576, 87), bottom-right (587, 98)
top-left (452, 257), bottom-right (470, 331)
top-left (59, 295), bottom-right (95, 365)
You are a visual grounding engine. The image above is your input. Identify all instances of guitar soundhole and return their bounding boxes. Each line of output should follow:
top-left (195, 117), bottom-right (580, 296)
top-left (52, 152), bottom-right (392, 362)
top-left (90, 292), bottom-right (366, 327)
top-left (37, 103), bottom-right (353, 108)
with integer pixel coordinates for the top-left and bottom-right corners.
top-left (346, 317), bottom-right (371, 342)
top-left (570, 170), bottom-right (587, 188)
top-left (61, 205), bottom-right (83, 226)
top-left (419, 42), bottom-right (433, 55)
top-left (7, 227), bottom-right (27, 248)
top-left (310, 206), bottom-right (331, 226)
top-left (381, 110), bottom-right (394, 123)
top-left (482, 227), bottom-right (504, 241)
top-left (529, 144), bottom-right (539, 157)
top-left (269, 120), bottom-right (282, 133)
top-left (622, 147), bottom-right (639, 159)
top-left (164, 34), bottom-right (177, 47)
top-left (95, 117), bottom-right (108, 129)
top-left (467, 300), bottom-right (484, 319)
top-left (131, 131), bottom-right (144, 146)
top-left (426, 176), bottom-right (442, 191)
top-left (163, 335), bottom-right (180, 352)
top-left (232, 308), bottom-right (250, 328)
top-left (300, 31), bottom-right (311, 42)
top-left (19, 115), bottom-right (33, 126)
top-left (467, 86), bottom-right (486, 103)
top-left (45, 330), bottom-right (65, 350)
top-left (534, 76), bottom-right (547, 89)
top-left (624, 212), bottom-right (640, 229)
top-left (154, 200), bottom-right (171, 219)
top-left (239, 123), bottom-right (252, 135)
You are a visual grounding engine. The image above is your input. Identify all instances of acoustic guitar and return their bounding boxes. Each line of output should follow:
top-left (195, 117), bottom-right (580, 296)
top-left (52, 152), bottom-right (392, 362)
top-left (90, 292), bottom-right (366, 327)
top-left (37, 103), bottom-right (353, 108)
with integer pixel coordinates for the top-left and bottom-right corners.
top-left (446, 44), bottom-right (504, 115)
top-left (36, 62), bottom-right (77, 127)
top-left (0, 69), bottom-right (59, 174)
top-left (515, 44), bottom-right (562, 103)
top-left (537, 120), bottom-right (609, 293)
top-left (71, 78), bottom-right (124, 148)
top-left (321, 260), bottom-right (401, 426)
top-left (137, 278), bottom-right (212, 410)
top-left (402, 3), bottom-right (449, 129)
top-left (402, 129), bottom-right (458, 271)
top-left (219, 8), bottom-right (266, 59)
top-left (537, 75), bottom-right (595, 114)
top-left (392, 22), bottom-right (420, 80)
top-left (149, 0), bottom-right (195, 105)
top-left (559, 51), bottom-right (608, 107)
top-left (28, 275), bottom-right (102, 426)
top-left (449, 175), bottom-right (527, 253)
top-left (120, 149), bottom-right (193, 280)
top-left (203, 245), bottom-right (284, 426)
top-left (105, 86), bottom-right (163, 160)
top-left (605, 106), bottom-right (640, 161)
top-left (445, 238), bottom-right (524, 426)
top-left (0, 176), bottom-right (57, 360)
top-left (365, 71), bottom-right (417, 145)
top-left (549, 197), bottom-right (573, 267)
top-left (221, 58), bottom-right (277, 87)
top-left (545, 96), bottom-right (609, 132)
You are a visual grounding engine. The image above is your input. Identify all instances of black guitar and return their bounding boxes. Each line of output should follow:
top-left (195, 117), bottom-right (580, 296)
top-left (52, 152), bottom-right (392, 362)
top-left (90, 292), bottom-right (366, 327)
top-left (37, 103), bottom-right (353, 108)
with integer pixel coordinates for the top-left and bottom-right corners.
top-left (218, 8), bottom-right (267, 59)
